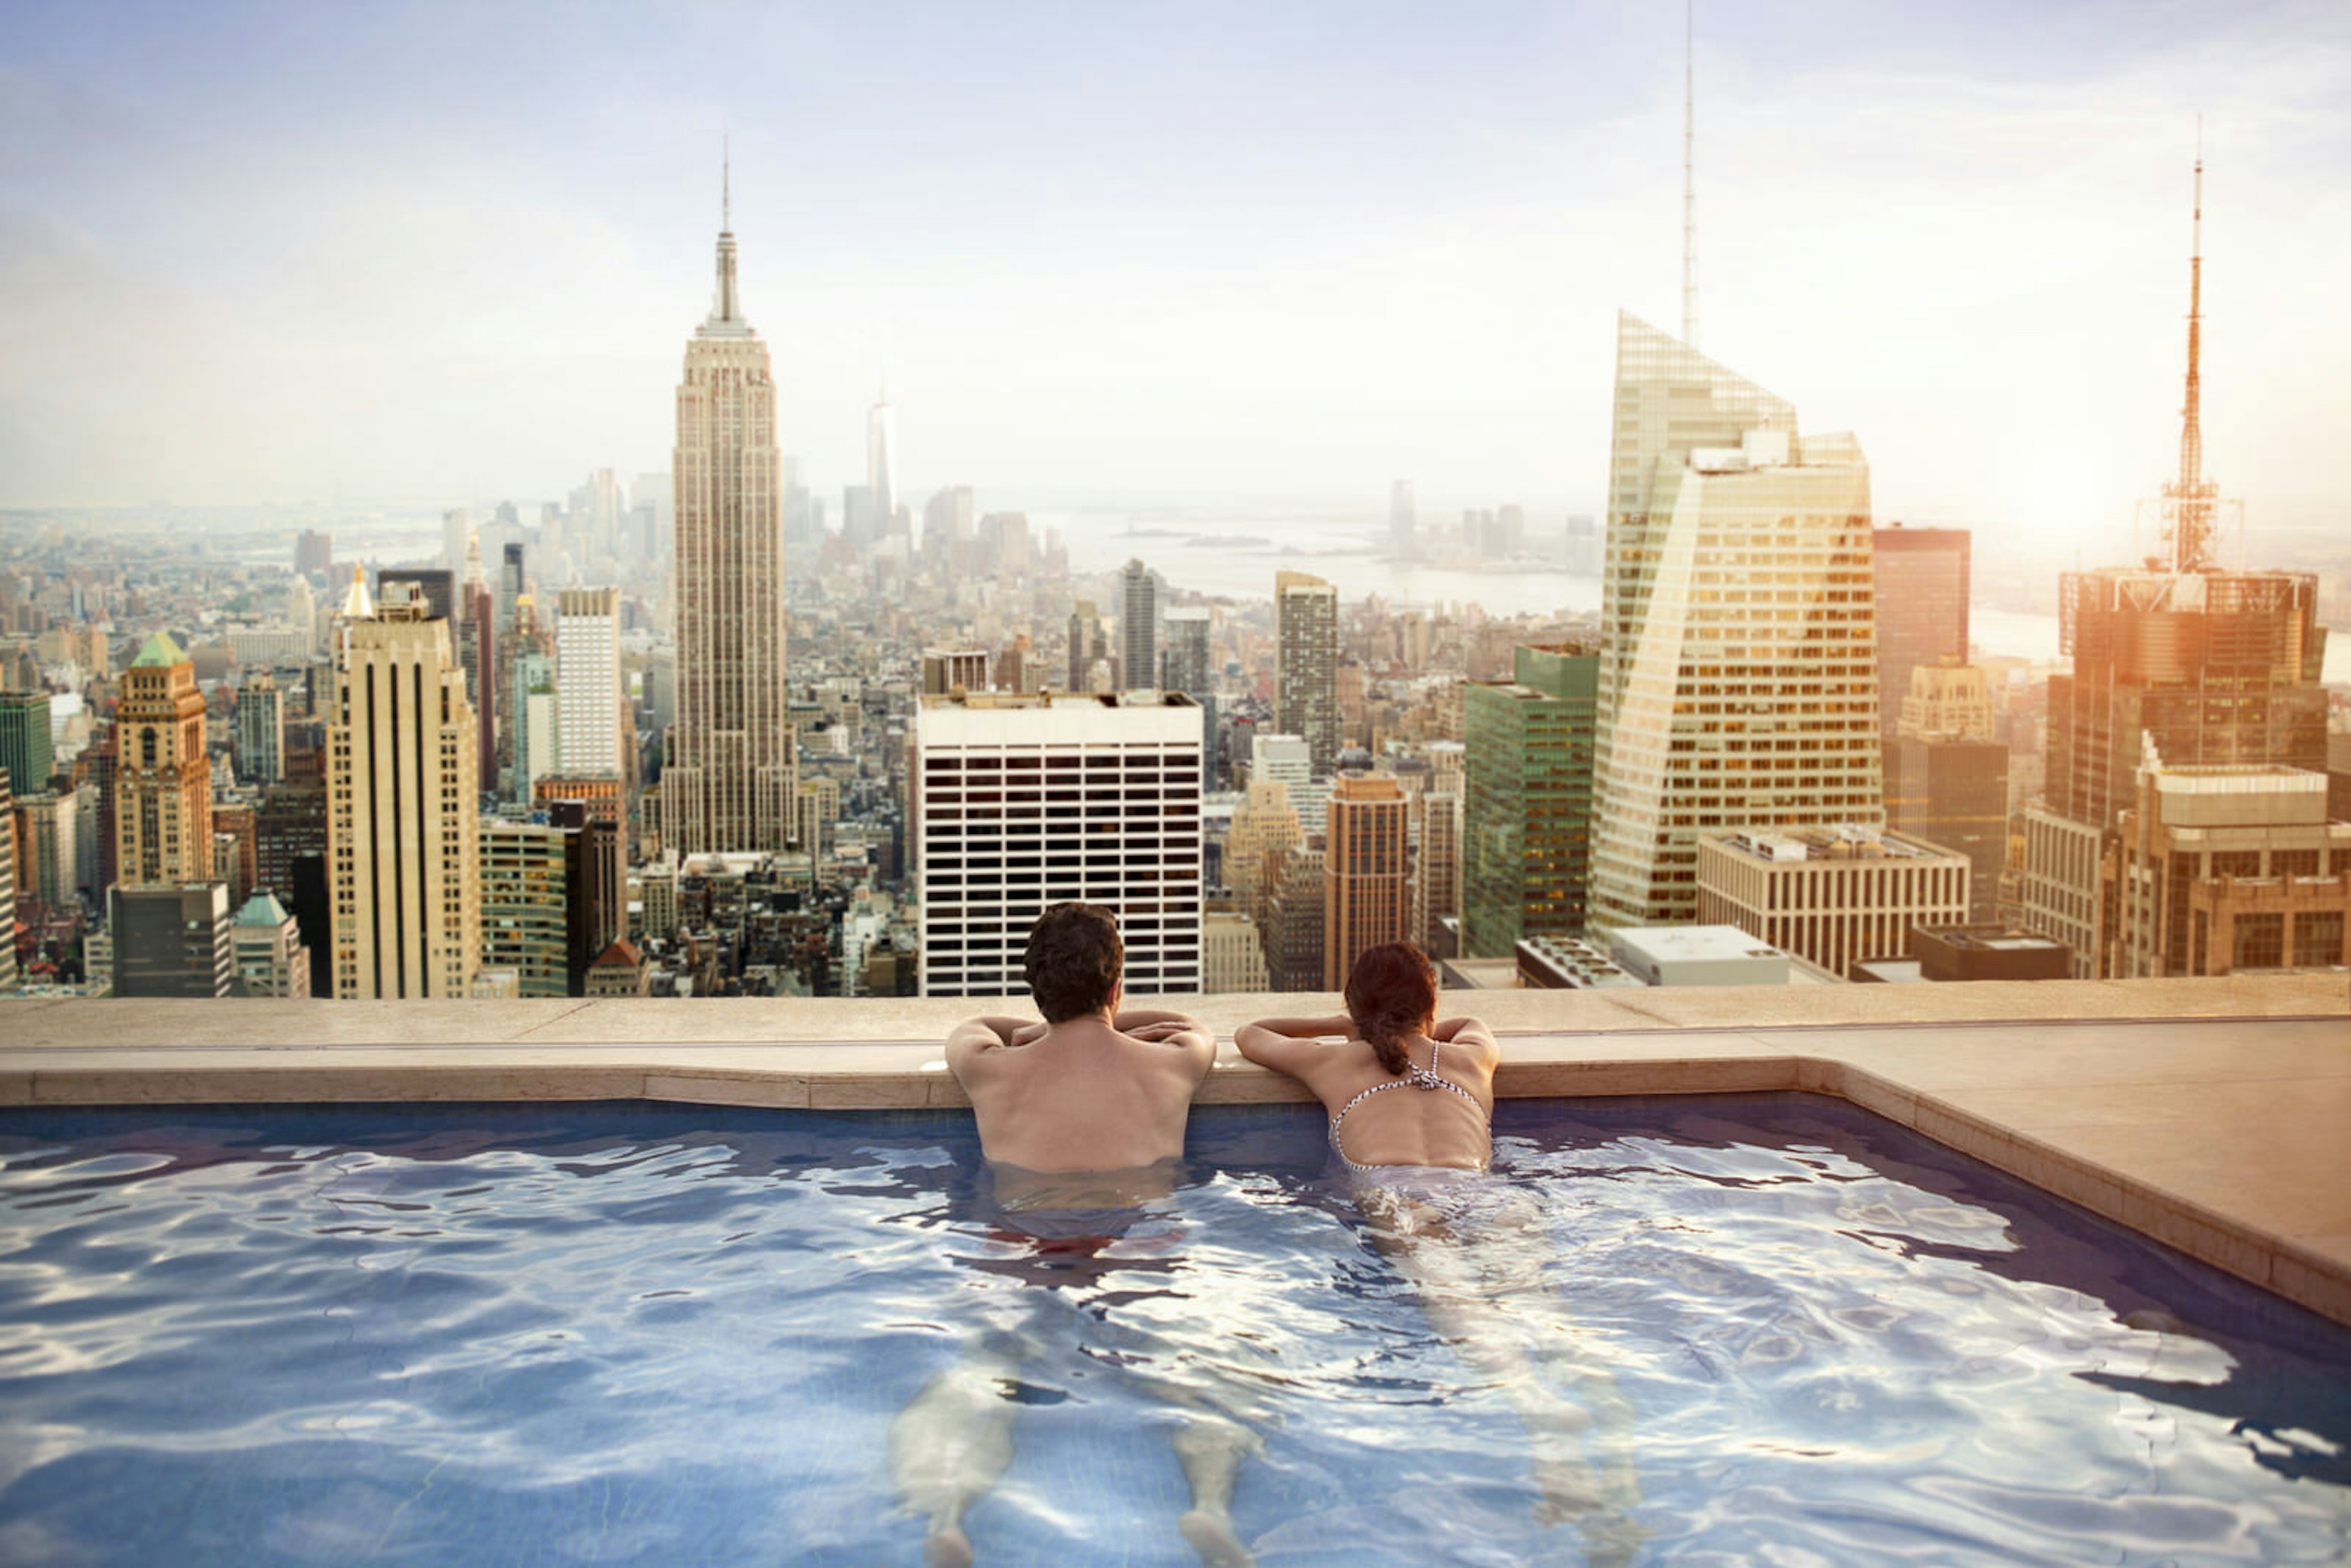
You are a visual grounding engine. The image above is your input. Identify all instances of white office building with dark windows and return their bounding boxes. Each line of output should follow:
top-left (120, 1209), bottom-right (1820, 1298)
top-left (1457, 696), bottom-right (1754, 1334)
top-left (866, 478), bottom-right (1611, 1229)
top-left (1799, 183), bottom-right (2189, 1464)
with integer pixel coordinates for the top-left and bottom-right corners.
top-left (913, 691), bottom-right (1205, 998)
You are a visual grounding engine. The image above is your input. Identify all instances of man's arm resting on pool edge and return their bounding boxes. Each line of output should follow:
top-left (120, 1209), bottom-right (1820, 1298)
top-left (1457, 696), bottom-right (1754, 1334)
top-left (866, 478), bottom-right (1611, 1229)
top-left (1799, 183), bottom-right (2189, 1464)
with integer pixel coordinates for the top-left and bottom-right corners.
top-left (945, 1015), bottom-right (1040, 1075)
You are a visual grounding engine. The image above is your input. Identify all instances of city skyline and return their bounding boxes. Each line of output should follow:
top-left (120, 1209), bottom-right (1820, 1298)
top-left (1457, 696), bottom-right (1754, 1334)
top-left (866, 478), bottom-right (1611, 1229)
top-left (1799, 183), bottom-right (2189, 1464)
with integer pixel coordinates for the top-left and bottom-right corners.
top-left (4, 3), bottom-right (2348, 566)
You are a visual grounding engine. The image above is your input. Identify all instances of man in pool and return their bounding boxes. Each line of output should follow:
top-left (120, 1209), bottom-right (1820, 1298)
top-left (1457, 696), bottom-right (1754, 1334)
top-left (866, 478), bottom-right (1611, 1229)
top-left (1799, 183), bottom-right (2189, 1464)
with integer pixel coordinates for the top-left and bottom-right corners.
top-left (892, 903), bottom-right (1261, 1568)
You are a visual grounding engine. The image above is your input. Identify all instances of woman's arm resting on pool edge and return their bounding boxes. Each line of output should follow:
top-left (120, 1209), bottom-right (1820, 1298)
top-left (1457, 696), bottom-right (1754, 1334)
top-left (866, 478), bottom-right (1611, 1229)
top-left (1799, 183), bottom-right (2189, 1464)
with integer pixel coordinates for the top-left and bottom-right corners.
top-left (1235, 1015), bottom-right (1355, 1077)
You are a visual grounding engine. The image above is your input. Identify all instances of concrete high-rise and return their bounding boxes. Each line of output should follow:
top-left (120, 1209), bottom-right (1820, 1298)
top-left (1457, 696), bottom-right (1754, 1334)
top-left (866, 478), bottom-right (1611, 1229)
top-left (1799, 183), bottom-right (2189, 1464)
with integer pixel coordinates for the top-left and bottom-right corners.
top-left (663, 175), bottom-right (795, 855)
top-left (111, 883), bottom-right (233, 998)
top-left (1882, 662), bottom-right (2008, 923)
top-left (1276, 571), bottom-right (1340, 775)
top-left (2109, 762), bottom-right (2350, 978)
top-left (1464, 640), bottom-right (1600, 955)
top-left (327, 583), bottom-right (481, 999)
top-left (1118, 558), bottom-right (1159, 691)
top-left (556, 587), bottom-right (623, 779)
top-left (1323, 774), bottom-right (1409, 988)
top-left (912, 691), bottom-right (1204, 997)
top-left (1589, 315), bottom-right (1882, 931)
top-left (1873, 525), bottom-right (1971, 738)
top-left (1696, 826), bottom-right (1970, 980)
top-left (115, 632), bottom-right (214, 888)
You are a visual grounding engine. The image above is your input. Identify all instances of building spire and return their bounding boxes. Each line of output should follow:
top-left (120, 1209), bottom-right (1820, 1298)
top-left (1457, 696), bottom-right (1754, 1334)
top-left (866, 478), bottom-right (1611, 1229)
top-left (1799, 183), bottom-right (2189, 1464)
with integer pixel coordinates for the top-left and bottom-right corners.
top-left (2165, 122), bottom-right (2216, 574)
top-left (710, 137), bottom-right (742, 326)
top-left (1681, 0), bottom-right (1698, 349)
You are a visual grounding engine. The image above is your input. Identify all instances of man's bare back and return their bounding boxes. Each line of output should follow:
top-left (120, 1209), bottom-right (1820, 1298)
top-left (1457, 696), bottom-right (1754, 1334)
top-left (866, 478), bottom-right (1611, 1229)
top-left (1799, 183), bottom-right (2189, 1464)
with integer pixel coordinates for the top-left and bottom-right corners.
top-left (945, 1007), bottom-right (1215, 1175)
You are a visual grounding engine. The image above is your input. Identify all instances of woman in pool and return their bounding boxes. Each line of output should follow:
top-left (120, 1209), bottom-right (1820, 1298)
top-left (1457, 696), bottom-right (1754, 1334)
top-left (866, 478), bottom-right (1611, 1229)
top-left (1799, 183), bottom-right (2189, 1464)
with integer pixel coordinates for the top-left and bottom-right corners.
top-left (1233, 941), bottom-right (1498, 1178)
top-left (1238, 943), bottom-right (1644, 1563)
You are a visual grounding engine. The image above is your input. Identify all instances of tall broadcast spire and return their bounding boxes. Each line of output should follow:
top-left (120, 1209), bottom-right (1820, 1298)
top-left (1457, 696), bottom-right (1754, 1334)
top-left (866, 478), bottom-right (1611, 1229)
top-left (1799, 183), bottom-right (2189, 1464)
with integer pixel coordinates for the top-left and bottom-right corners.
top-left (1681, 0), bottom-right (1698, 349)
top-left (709, 136), bottom-right (743, 329)
top-left (2165, 126), bottom-right (2217, 573)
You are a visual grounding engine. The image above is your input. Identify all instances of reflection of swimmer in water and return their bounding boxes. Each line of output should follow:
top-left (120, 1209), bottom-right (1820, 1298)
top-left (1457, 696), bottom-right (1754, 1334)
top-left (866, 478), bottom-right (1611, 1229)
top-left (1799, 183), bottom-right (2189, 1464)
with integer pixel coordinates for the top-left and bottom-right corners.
top-left (1238, 943), bottom-right (1644, 1564)
top-left (888, 904), bottom-right (1262, 1568)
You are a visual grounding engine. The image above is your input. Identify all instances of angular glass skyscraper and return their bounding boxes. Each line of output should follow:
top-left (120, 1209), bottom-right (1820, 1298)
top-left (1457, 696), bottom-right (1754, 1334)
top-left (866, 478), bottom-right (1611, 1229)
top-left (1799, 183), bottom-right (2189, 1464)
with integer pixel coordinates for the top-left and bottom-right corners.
top-left (1589, 314), bottom-right (1883, 931)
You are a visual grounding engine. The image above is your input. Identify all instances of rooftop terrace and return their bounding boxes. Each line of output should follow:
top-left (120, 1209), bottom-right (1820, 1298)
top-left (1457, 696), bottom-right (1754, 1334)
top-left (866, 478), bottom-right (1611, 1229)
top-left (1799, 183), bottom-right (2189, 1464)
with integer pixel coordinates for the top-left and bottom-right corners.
top-left (2, 975), bottom-right (2345, 1325)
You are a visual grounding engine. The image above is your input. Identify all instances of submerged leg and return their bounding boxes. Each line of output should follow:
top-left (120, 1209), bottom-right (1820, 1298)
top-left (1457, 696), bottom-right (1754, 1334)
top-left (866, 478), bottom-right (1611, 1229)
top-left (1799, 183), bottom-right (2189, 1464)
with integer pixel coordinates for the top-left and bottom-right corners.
top-left (1373, 1200), bottom-right (1644, 1548)
top-left (1171, 1412), bottom-right (1261, 1568)
top-left (888, 1333), bottom-right (1029, 1567)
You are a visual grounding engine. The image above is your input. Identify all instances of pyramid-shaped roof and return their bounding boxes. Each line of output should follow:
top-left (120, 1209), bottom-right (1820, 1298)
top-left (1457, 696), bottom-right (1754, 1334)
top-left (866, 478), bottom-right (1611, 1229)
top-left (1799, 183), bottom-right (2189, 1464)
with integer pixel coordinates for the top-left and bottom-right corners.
top-left (233, 891), bottom-right (291, 928)
top-left (589, 939), bottom-right (643, 969)
top-left (130, 631), bottom-right (187, 669)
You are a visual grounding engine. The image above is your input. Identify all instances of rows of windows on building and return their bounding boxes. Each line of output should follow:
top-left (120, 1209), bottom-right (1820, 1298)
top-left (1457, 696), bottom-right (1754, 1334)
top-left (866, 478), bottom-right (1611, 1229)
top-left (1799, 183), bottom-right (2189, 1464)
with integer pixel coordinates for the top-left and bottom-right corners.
top-left (4, 212), bottom-right (2346, 1004)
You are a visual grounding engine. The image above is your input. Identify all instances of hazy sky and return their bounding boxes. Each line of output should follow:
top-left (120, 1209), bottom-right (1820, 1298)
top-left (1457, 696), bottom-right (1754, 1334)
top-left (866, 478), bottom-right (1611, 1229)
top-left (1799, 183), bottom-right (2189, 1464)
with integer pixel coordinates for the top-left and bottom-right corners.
top-left (3, 1), bottom-right (2346, 561)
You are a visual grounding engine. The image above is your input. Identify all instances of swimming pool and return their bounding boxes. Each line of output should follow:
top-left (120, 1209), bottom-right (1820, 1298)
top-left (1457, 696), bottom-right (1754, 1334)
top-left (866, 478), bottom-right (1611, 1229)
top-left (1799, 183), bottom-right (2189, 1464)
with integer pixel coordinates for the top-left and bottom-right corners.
top-left (0, 1094), bottom-right (2344, 1566)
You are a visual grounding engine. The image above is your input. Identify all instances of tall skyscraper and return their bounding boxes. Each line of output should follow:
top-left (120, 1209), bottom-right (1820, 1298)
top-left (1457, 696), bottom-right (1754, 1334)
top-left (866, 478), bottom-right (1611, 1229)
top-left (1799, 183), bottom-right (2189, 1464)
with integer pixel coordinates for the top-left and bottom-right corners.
top-left (114, 632), bottom-right (214, 888)
top-left (1118, 558), bottom-right (1158, 691)
top-left (234, 669), bottom-right (284, 786)
top-left (912, 691), bottom-right (1204, 997)
top-left (442, 507), bottom-right (470, 574)
top-left (1882, 662), bottom-right (2008, 923)
top-left (327, 584), bottom-right (481, 999)
top-left (1224, 776), bottom-right (1302, 926)
top-left (294, 529), bottom-right (333, 580)
top-left (498, 542), bottom-right (526, 637)
top-left (1067, 601), bottom-right (1108, 693)
top-left (0, 689), bottom-right (52, 796)
top-left (1275, 570), bottom-right (1339, 775)
top-left (1323, 773), bottom-right (1409, 988)
top-left (1463, 640), bottom-right (1600, 956)
top-left (867, 393), bottom-right (898, 537)
top-left (1162, 605), bottom-right (1216, 767)
top-left (555, 586), bottom-right (623, 779)
top-left (663, 170), bottom-right (795, 856)
top-left (2019, 156), bottom-right (2328, 975)
top-left (1872, 525), bottom-right (1971, 739)
top-left (1389, 480), bottom-right (1416, 557)
top-left (1588, 315), bottom-right (1882, 931)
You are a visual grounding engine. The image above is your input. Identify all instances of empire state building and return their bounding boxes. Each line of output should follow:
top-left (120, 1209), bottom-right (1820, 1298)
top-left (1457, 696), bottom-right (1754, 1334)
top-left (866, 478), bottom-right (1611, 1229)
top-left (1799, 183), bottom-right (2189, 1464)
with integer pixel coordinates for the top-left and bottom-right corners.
top-left (663, 174), bottom-right (796, 855)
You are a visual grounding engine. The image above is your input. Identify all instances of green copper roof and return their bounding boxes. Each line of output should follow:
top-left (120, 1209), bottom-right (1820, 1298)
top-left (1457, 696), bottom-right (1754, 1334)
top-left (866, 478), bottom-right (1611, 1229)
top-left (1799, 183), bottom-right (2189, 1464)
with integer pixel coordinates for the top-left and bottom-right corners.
top-left (234, 891), bottom-right (291, 928)
top-left (130, 631), bottom-right (187, 669)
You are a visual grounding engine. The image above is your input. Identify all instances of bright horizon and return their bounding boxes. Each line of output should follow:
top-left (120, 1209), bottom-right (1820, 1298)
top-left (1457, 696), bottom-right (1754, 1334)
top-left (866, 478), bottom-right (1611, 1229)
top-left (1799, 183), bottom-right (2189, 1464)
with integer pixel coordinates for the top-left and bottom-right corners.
top-left (4, 2), bottom-right (2349, 569)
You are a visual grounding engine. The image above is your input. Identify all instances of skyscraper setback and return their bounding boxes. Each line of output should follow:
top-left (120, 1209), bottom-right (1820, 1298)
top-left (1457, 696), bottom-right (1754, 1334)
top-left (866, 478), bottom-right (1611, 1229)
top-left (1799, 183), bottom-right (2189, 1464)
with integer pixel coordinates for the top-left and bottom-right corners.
top-left (662, 170), bottom-right (796, 856)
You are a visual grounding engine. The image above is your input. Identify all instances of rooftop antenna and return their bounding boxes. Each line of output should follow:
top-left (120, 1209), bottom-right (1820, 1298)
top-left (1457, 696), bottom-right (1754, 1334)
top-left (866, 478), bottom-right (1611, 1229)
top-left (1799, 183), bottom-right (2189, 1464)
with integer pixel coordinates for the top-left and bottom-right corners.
top-left (2162, 118), bottom-right (2216, 574)
top-left (722, 127), bottom-right (732, 233)
top-left (1681, 0), bottom-right (1698, 349)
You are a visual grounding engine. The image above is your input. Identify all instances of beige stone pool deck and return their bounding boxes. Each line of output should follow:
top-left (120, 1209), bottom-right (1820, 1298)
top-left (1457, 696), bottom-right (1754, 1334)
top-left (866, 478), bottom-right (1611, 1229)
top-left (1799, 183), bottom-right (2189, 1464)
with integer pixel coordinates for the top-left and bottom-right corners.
top-left (2, 975), bottom-right (2346, 1326)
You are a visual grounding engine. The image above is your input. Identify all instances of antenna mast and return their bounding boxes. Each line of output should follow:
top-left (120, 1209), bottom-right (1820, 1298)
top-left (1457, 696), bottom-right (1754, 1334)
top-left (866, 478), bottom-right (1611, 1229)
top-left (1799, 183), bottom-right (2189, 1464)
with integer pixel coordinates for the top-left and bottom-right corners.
top-left (1681, 0), bottom-right (1698, 349)
top-left (2164, 124), bottom-right (2216, 573)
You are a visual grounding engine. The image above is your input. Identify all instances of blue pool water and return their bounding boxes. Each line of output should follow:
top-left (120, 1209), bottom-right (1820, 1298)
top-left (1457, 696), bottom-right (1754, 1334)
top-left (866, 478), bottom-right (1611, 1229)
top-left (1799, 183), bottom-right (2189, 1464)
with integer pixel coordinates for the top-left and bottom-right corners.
top-left (0, 1094), bottom-right (2345, 1566)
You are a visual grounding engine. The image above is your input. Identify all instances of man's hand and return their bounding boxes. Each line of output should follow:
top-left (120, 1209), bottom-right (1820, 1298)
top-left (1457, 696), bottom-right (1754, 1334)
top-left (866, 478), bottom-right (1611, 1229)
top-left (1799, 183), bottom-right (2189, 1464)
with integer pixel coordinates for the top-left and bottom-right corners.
top-left (1007, 1021), bottom-right (1049, 1048)
top-left (1124, 1019), bottom-right (1193, 1043)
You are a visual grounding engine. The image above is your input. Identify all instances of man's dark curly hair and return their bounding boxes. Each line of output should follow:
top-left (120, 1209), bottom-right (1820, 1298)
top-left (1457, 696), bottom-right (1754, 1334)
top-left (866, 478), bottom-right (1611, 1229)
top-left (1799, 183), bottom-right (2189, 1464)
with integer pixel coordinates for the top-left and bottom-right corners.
top-left (1024, 903), bottom-right (1124, 1022)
